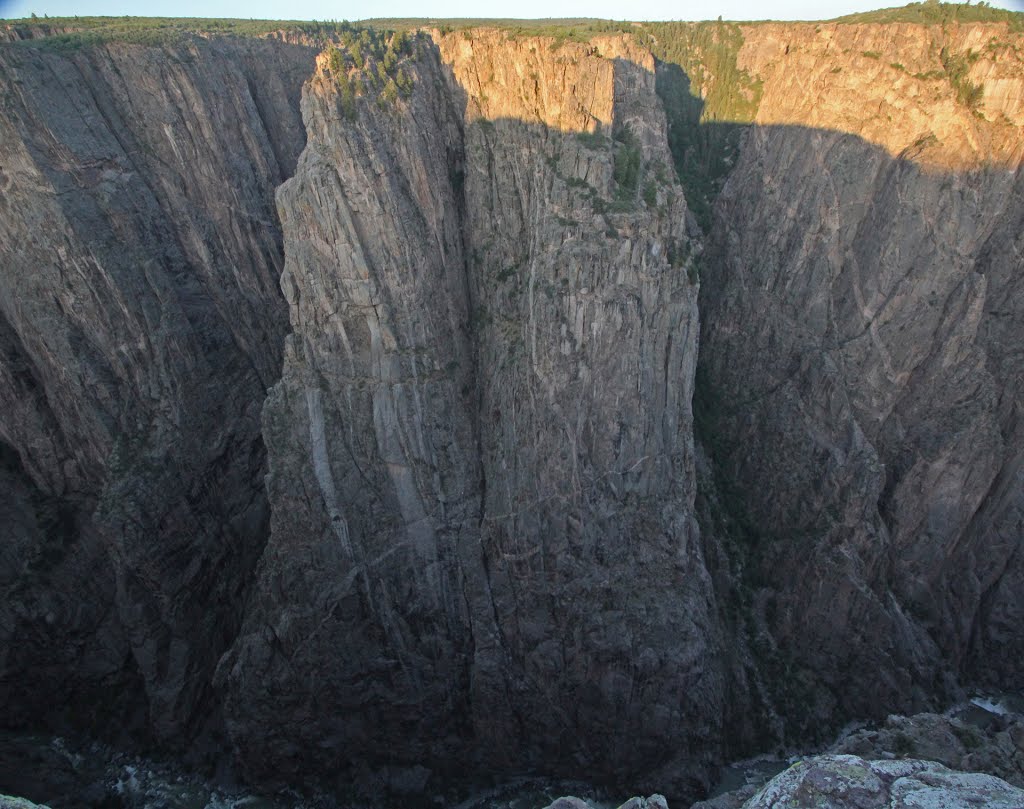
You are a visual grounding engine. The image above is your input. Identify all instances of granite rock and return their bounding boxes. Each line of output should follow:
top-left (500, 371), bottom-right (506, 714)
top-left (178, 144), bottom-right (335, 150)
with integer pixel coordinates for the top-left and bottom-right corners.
top-left (741, 755), bottom-right (1024, 809)
top-left (221, 30), bottom-right (717, 794)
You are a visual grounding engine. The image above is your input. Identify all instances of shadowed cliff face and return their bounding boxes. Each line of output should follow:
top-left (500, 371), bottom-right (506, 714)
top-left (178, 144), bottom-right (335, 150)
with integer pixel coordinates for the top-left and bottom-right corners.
top-left (220, 31), bottom-right (721, 796)
top-left (695, 19), bottom-right (1024, 742)
top-left (0, 35), bottom-right (315, 742)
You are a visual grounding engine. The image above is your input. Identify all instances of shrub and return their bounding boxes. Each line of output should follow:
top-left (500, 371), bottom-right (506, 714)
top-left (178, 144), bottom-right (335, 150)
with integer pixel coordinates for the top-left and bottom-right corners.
top-left (643, 179), bottom-right (658, 207)
top-left (940, 47), bottom-right (984, 109)
top-left (612, 126), bottom-right (642, 202)
top-left (337, 72), bottom-right (356, 119)
top-left (576, 130), bottom-right (608, 150)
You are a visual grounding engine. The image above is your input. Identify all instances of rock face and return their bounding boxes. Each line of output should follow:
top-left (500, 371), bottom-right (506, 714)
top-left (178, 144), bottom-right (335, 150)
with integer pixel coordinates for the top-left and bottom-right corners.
top-left (543, 796), bottom-right (668, 809)
top-left (697, 19), bottom-right (1024, 739)
top-left (741, 755), bottom-right (1024, 809)
top-left (0, 35), bottom-right (315, 742)
top-left (0, 796), bottom-right (50, 809)
top-left (832, 709), bottom-right (1024, 788)
top-left (221, 30), bottom-right (718, 793)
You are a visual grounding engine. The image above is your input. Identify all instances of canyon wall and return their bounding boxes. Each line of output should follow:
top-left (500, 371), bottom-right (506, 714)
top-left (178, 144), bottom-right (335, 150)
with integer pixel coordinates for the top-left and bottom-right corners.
top-left (698, 19), bottom-right (1024, 739)
top-left (0, 34), bottom-right (314, 742)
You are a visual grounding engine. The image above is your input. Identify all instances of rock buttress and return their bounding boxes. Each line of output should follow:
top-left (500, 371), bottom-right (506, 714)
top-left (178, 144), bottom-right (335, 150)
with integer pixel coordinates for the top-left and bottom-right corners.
top-left (223, 31), bottom-right (722, 797)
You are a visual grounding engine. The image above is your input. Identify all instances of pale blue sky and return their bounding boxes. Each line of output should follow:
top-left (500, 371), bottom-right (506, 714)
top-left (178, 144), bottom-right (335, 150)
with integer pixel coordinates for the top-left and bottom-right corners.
top-left (1, 0), bottom-right (1022, 23)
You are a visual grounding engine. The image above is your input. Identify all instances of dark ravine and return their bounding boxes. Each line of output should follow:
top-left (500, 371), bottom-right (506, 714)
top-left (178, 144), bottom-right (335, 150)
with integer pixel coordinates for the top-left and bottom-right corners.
top-left (0, 12), bottom-right (1022, 808)
top-left (0, 32), bottom-right (314, 745)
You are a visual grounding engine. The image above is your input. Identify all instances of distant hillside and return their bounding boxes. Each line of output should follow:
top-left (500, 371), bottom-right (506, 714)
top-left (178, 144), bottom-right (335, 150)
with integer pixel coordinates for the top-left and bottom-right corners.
top-left (4, 4), bottom-right (1023, 51)
top-left (0, 15), bottom-right (355, 49)
top-left (833, 1), bottom-right (1024, 28)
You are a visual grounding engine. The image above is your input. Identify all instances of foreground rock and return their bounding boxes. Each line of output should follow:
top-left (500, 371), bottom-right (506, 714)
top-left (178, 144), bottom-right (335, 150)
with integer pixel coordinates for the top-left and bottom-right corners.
top-left (741, 755), bottom-right (1024, 809)
top-left (832, 707), bottom-right (1024, 788)
top-left (544, 796), bottom-right (668, 809)
top-left (1, 796), bottom-right (49, 809)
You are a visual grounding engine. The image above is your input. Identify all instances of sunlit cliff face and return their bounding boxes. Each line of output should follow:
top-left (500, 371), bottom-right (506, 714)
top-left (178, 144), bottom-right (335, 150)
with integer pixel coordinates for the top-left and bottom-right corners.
top-left (435, 30), bottom-right (622, 131)
top-left (736, 22), bottom-right (1024, 170)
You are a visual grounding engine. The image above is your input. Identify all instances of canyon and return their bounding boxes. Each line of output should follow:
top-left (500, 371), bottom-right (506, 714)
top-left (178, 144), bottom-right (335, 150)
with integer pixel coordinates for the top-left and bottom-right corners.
top-left (0, 7), bottom-right (1022, 807)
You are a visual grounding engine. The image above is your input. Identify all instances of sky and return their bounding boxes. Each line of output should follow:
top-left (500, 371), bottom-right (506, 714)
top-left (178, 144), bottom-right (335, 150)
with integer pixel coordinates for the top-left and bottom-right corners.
top-left (1, 0), bottom-right (1022, 23)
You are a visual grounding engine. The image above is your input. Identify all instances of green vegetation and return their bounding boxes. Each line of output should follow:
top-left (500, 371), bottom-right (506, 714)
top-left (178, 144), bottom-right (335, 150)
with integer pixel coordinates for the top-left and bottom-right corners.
top-left (633, 20), bottom-right (763, 232)
top-left (325, 46), bottom-right (357, 118)
top-left (872, 40), bottom-right (988, 111)
top-left (642, 179), bottom-right (658, 207)
top-left (0, 15), bottom-right (364, 51)
top-left (0, 11), bottom-right (428, 102)
top-left (952, 723), bottom-right (984, 751)
top-left (940, 45), bottom-right (984, 108)
top-left (320, 26), bottom-right (416, 116)
top-left (355, 5), bottom-right (1024, 32)
top-left (833, 1), bottom-right (1024, 30)
top-left (612, 126), bottom-right (643, 202)
top-left (7, 4), bottom-right (1021, 53)
top-left (892, 731), bottom-right (916, 755)
top-left (358, 17), bottom-right (633, 38)
top-left (639, 21), bottom-right (762, 127)
top-left (575, 130), bottom-right (609, 150)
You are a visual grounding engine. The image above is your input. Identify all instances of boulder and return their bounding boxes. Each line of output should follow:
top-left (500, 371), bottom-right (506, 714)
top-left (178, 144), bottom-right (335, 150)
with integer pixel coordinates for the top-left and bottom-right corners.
top-left (742, 755), bottom-right (1024, 809)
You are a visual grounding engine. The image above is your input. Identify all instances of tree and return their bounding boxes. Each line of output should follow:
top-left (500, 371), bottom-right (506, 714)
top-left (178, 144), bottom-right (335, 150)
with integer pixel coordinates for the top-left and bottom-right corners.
top-left (326, 43), bottom-right (345, 75)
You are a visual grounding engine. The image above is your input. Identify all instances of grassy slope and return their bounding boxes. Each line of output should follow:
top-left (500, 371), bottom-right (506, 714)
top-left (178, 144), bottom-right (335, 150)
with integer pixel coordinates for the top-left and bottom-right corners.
top-left (833, 1), bottom-right (1024, 28)
top-left (6, 4), bottom-right (1018, 42)
top-left (0, 17), bottom-right (361, 50)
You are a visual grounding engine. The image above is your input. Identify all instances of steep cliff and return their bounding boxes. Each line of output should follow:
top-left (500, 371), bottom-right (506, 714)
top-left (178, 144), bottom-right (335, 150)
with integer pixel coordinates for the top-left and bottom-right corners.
top-left (0, 33), bottom-right (314, 743)
top-left (696, 18), bottom-right (1024, 740)
top-left (220, 28), bottom-right (720, 795)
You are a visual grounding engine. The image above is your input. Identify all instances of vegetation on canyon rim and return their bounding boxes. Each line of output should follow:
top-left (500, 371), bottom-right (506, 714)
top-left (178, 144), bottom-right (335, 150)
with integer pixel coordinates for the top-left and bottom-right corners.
top-left (323, 26), bottom-right (416, 115)
top-left (5, 3), bottom-right (1013, 218)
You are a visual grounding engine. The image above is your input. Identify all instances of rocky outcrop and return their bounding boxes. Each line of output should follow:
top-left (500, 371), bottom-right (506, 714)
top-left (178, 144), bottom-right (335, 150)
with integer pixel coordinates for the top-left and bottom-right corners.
top-left (544, 796), bottom-right (668, 809)
top-left (220, 28), bottom-right (717, 796)
top-left (833, 708), bottom-right (1024, 788)
top-left (0, 34), bottom-right (315, 743)
top-left (439, 31), bottom-right (714, 786)
top-left (698, 703), bottom-right (1024, 809)
top-left (0, 796), bottom-right (50, 809)
top-left (735, 22), bottom-right (1024, 168)
top-left (697, 19), bottom-right (1024, 740)
top-left (740, 755), bottom-right (1024, 809)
